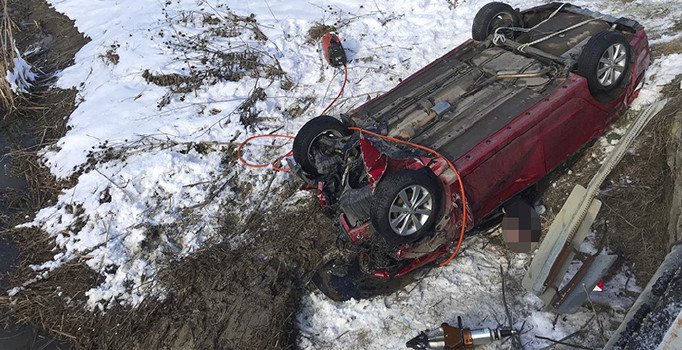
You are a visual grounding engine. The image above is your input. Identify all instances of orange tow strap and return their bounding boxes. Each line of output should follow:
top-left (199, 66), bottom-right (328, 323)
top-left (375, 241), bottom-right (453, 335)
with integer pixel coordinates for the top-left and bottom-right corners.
top-left (236, 64), bottom-right (348, 172)
top-left (236, 134), bottom-right (295, 172)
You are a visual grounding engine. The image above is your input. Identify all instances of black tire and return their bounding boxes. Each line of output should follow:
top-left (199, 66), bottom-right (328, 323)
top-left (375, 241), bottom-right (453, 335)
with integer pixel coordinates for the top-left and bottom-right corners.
top-left (472, 2), bottom-right (521, 41)
top-left (578, 30), bottom-right (632, 99)
top-left (370, 168), bottom-right (442, 246)
top-left (293, 115), bottom-right (349, 175)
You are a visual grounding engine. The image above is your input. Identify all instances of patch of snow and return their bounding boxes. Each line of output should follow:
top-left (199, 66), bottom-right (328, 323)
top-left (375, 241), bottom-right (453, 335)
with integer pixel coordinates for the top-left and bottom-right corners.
top-left (631, 53), bottom-right (682, 110)
top-left (650, 32), bottom-right (682, 45)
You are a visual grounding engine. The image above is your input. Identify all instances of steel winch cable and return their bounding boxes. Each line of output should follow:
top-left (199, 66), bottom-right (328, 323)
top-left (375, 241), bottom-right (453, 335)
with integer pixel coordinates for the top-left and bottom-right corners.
top-left (515, 17), bottom-right (603, 53)
top-left (492, 3), bottom-right (567, 45)
top-left (492, 3), bottom-right (603, 53)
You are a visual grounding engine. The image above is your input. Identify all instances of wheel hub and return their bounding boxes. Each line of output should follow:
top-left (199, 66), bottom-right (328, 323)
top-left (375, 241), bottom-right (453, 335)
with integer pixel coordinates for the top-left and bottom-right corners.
top-left (307, 129), bottom-right (343, 171)
top-left (488, 13), bottom-right (514, 38)
top-left (389, 185), bottom-right (433, 236)
top-left (597, 43), bottom-right (627, 87)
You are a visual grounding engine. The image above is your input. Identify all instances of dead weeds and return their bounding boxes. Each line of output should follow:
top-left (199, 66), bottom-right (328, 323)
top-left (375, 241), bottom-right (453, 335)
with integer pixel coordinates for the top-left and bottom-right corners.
top-left (1, 0), bottom-right (21, 112)
top-left (306, 22), bottom-right (336, 44)
top-left (598, 106), bottom-right (676, 283)
top-left (6, 259), bottom-right (99, 343)
top-left (599, 80), bottom-right (681, 283)
top-left (0, 1), bottom-right (91, 348)
top-left (142, 69), bottom-right (202, 93)
top-left (100, 44), bottom-right (120, 65)
top-left (0, 89), bottom-right (84, 347)
top-left (145, 4), bottom-right (288, 111)
top-left (237, 86), bottom-right (266, 129)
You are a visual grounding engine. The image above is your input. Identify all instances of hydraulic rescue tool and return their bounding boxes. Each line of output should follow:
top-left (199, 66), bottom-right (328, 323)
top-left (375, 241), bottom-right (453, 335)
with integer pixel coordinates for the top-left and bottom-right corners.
top-left (406, 317), bottom-right (516, 349)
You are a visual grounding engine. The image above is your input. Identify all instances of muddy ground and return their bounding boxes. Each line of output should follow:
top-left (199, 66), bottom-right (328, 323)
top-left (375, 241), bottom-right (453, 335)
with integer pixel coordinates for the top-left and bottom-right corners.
top-left (0, 0), bottom-right (87, 216)
top-left (1, 0), bottom-right (87, 348)
top-left (0, 1), bottom-right (680, 349)
top-left (42, 198), bottom-right (337, 350)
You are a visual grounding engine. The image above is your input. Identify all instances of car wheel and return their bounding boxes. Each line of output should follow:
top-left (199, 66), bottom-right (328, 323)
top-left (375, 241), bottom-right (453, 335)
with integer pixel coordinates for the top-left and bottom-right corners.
top-left (472, 2), bottom-right (521, 41)
top-left (371, 168), bottom-right (442, 245)
top-left (293, 115), bottom-right (350, 175)
top-left (578, 30), bottom-right (632, 99)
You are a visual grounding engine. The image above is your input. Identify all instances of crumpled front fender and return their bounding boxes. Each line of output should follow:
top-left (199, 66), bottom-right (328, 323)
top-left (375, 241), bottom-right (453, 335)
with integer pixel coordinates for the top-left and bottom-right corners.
top-left (359, 135), bottom-right (433, 191)
top-left (359, 137), bottom-right (388, 191)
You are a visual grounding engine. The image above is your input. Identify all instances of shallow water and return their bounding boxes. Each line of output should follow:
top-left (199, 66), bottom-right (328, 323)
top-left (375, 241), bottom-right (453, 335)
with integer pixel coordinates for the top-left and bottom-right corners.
top-left (0, 125), bottom-right (71, 349)
top-left (0, 133), bottom-right (25, 201)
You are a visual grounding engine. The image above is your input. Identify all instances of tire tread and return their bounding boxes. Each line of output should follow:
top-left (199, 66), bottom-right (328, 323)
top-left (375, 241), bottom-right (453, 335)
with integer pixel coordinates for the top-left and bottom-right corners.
top-left (472, 2), bottom-right (520, 41)
top-left (292, 115), bottom-right (349, 175)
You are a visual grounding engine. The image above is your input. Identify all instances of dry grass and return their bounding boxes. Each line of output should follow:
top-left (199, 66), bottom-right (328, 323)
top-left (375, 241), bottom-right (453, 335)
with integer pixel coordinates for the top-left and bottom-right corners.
top-left (2, 227), bottom-right (100, 348)
top-left (598, 105), bottom-right (677, 283)
top-left (306, 22), bottom-right (336, 44)
top-left (0, 0), bottom-right (19, 112)
top-left (0, 86), bottom-right (83, 344)
top-left (535, 81), bottom-right (681, 284)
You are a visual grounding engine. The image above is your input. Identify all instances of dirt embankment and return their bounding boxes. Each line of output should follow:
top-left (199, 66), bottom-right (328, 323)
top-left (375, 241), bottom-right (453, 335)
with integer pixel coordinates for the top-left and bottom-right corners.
top-left (598, 97), bottom-right (678, 283)
top-left (1, 0), bottom-right (87, 348)
top-left (1, 0), bottom-right (87, 215)
top-left (666, 96), bottom-right (682, 247)
top-left (7, 195), bottom-right (336, 350)
top-left (110, 201), bottom-right (336, 350)
top-left (537, 76), bottom-right (681, 288)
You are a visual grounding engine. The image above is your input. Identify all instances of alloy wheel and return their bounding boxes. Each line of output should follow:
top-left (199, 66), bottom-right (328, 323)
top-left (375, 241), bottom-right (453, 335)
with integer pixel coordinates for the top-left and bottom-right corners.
top-left (597, 43), bottom-right (627, 87)
top-left (388, 185), bottom-right (433, 236)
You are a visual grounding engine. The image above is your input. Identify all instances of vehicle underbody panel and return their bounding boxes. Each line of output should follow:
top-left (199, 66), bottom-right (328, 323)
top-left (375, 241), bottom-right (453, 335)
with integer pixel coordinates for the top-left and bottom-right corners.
top-left (302, 2), bottom-right (651, 299)
top-left (349, 45), bottom-right (559, 161)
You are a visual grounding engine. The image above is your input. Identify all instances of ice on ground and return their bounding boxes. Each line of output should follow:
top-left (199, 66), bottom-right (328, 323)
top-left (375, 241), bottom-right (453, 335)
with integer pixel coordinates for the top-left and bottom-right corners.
top-left (5, 41), bottom-right (36, 93)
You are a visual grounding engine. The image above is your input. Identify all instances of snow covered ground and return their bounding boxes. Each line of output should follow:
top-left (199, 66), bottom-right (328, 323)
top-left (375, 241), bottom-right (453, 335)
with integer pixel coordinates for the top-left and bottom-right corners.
top-left (8, 0), bottom-right (682, 347)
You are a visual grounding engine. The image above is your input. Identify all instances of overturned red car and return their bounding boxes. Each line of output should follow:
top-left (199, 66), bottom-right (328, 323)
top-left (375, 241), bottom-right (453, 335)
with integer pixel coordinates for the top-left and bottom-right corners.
top-left (291, 2), bottom-right (650, 300)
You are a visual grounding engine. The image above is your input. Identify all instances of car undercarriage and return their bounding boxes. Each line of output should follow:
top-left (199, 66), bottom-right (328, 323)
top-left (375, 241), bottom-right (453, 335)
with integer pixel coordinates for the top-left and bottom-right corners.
top-left (290, 2), bottom-right (650, 301)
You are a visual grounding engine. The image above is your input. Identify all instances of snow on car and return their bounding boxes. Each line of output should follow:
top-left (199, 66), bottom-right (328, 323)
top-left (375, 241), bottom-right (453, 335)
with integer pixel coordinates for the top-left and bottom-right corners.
top-left (291, 2), bottom-right (651, 301)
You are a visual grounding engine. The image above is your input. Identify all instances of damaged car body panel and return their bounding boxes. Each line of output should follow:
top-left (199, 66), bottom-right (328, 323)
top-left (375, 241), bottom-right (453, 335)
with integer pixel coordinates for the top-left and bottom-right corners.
top-left (293, 2), bottom-right (651, 301)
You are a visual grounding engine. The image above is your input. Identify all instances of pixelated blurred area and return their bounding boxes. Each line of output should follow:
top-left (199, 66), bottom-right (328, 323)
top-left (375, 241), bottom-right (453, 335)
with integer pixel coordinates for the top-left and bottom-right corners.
top-left (502, 198), bottom-right (541, 253)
